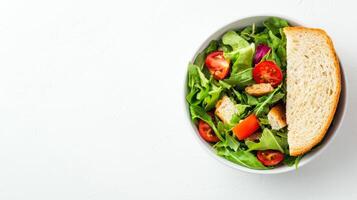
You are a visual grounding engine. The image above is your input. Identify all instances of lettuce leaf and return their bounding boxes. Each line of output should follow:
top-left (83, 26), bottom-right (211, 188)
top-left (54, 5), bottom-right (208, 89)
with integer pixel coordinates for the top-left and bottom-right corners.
top-left (230, 43), bottom-right (255, 75)
top-left (222, 30), bottom-right (249, 52)
top-left (221, 31), bottom-right (255, 88)
top-left (224, 68), bottom-right (254, 88)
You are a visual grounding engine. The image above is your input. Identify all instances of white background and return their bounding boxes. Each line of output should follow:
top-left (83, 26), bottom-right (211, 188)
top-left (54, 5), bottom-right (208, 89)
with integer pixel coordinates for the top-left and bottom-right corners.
top-left (0, 0), bottom-right (356, 199)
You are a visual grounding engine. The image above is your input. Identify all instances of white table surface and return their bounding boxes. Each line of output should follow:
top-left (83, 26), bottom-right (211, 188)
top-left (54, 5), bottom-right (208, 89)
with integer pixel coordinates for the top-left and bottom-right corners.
top-left (0, 0), bottom-right (356, 199)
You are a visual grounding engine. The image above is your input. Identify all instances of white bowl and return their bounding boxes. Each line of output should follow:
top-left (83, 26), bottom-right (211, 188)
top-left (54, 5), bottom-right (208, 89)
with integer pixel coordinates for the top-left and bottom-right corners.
top-left (184, 15), bottom-right (347, 174)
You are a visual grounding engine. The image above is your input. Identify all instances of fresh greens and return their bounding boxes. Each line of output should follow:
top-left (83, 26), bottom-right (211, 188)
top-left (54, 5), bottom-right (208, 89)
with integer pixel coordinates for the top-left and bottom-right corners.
top-left (245, 129), bottom-right (288, 153)
top-left (263, 17), bottom-right (289, 35)
top-left (194, 40), bottom-right (219, 69)
top-left (224, 68), bottom-right (254, 88)
top-left (189, 105), bottom-right (224, 141)
top-left (224, 150), bottom-right (268, 170)
top-left (222, 31), bottom-right (255, 88)
top-left (186, 64), bottom-right (223, 110)
top-left (186, 17), bottom-right (303, 170)
top-left (284, 155), bottom-right (303, 169)
top-left (254, 84), bottom-right (284, 117)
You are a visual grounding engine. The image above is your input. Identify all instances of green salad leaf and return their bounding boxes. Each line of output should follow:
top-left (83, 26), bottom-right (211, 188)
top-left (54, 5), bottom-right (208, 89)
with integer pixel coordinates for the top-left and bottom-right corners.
top-left (263, 17), bottom-right (289, 35)
top-left (221, 31), bottom-right (255, 88)
top-left (284, 155), bottom-right (303, 169)
top-left (232, 89), bottom-right (247, 104)
top-left (253, 30), bottom-right (270, 45)
top-left (224, 150), bottom-right (268, 170)
top-left (225, 134), bottom-right (240, 151)
top-left (245, 128), bottom-right (287, 153)
top-left (254, 84), bottom-right (284, 117)
top-left (194, 40), bottom-right (219, 69)
top-left (230, 43), bottom-right (255, 75)
top-left (224, 68), bottom-right (254, 88)
top-left (240, 24), bottom-right (256, 41)
top-left (186, 64), bottom-right (223, 110)
top-left (222, 30), bottom-right (250, 52)
top-left (203, 83), bottom-right (222, 110)
top-left (189, 105), bottom-right (224, 141)
top-left (236, 104), bottom-right (251, 117)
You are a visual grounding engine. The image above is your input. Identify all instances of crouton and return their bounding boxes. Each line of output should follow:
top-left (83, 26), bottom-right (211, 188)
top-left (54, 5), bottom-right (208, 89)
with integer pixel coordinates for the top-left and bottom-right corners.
top-left (215, 96), bottom-right (238, 124)
top-left (245, 83), bottom-right (274, 97)
top-left (268, 104), bottom-right (287, 130)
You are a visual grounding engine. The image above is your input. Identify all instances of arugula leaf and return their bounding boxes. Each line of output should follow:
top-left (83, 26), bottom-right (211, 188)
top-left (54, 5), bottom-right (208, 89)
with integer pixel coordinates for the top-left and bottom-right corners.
top-left (236, 104), bottom-right (251, 116)
top-left (224, 150), bottom-right (268, 169)
top-left (214, 122), bottom-right (239, 152)
top-left (203, 83), bottom-right (222, 110)
top-left (254, 84), bottom-right (284, 117)
top-left (283, 155), bottom-right (296, 166)
top-left (187, 64), bottom-right (210, 102)
top-left (284, 155), bottom-right (303, 169)
top-left (259, 117), bottom-right (270, 126)
top-left (187, 63), bottom-right (200, 89)
top-left (186, 87), bottom-right (199, 105)
top-left (263, 17), bottom-right (289, 35)
top-left (205, 40), bottom-right (219, 54)
top-left (253, 30), bottom-right (269, 45)
top-left (186, 64), bottom-right (201, 105)
top-left (245, 128), bottom-right (287, 153)
top-left (240, 24), bottom-right (256, 41)
top-left (194, 40), bottom-right (219, 69)
top-left (294, 155), bottom-right (303, 169)
top-left (268, 30), bottom-right (281, 49)
top-left (186, 64), bottom-right (223, 110)
top-left (277, 29), bottom-right (287, 68)
top-left (226, 134), bottom-right (240, 151)
top-left (246, 94), bottom-right (260, 105)
top-left (189, 105), bottom-right (224, 141)
top-left (273, 127), bottom-right (288, 138)
top-left (232, 89), bottom-right (247, 104)
top-left (215, 80), bottom-right (231, 90)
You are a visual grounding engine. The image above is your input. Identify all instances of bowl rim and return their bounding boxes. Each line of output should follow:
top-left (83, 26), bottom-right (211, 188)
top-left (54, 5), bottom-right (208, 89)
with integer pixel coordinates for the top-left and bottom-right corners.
top-left (183, 14), bottom-right (348, 174)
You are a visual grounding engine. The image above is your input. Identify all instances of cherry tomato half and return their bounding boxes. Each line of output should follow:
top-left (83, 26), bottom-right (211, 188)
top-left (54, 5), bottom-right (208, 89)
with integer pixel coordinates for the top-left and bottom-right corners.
top-left (198, 120), bottom-right (219, 143)
top-left (232, 114), bottom-right (260, 140)
top-left (205, 51), bottom-right (230, 80)
top-left (253, 61), bottom-right (283, 87)
top-left (257, 150), bottom-right (284, 166)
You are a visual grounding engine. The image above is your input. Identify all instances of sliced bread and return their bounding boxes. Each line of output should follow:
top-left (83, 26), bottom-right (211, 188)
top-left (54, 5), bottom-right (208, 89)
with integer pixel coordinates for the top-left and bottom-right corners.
top-left (284, 27), bottom-right (341, 156)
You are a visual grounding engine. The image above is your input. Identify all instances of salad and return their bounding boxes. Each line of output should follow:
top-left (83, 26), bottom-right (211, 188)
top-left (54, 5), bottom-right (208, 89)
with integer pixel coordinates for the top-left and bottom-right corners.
top-left (186, 17), bottom-right (302, 169)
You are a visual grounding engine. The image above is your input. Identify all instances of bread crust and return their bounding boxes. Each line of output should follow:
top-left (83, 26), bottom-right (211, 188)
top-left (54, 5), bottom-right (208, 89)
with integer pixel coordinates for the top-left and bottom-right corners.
top-left (284, 27), bottom-right (341, 156)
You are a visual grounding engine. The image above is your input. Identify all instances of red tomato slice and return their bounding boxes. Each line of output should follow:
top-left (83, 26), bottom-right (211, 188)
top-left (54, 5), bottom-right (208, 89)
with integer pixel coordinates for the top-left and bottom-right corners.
top-left (253, 61), bottom-right (283, 87)
top-left (232, 114), bottom-right (260, 140)
top-left (257, 150), bottom-right (284, 166)
top-left (205, 51), bottom-right (230, 80)
top-left (198, 120), bottom-right (219, 143)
